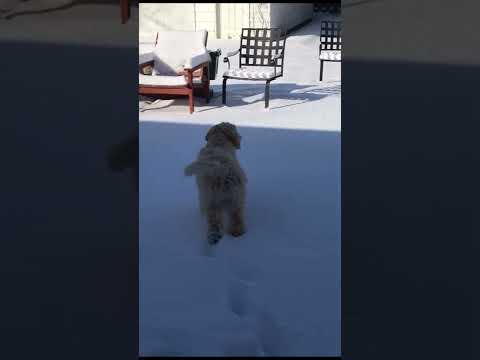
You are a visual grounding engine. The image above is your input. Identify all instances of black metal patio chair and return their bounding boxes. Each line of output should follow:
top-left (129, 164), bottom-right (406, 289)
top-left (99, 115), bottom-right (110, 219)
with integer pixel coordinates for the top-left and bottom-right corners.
top-left (319, 20), bottom-right (342, 81)
top-left (222, 28), bottom-right (287, 108)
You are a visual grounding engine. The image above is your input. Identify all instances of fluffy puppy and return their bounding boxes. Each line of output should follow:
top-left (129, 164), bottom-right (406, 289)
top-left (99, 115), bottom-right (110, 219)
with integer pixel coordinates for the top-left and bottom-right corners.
top-left (184, 122), bottom-right (247, 244)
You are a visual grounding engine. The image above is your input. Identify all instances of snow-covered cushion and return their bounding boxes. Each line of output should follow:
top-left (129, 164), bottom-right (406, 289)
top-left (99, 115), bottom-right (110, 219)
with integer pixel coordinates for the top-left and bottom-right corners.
top-left (139, 74), bottom-right (187, 87)
top-left (152, 50), bottom-right (185, 75)
top-left (139, 44), bottom-right (154, 58)
top-left (139, 31), bottom-right (157, 45)
top-left (139, 52), bottom-right (154, 65)
top-left (319, 50), bottom-right (341, 61)
top-left (153, 30), bottom-right (209, 75)
top-left (223, 68), bottom-right (276, 80)
top-left (185, 49), bottom-right (210, 70)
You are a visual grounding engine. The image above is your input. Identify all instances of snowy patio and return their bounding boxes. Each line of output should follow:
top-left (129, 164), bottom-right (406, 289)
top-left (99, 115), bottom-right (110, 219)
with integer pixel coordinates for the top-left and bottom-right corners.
top-left (139, 12), bottom-right (341, 131)
top-left (140, 12), bottom-right (341, 357)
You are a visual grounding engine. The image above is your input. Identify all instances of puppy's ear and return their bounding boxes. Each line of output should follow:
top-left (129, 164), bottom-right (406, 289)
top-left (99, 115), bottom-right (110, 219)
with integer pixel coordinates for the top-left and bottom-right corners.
top-left (228, 126), bottom-right (241, 149)
top-left (205, 126), bottom-right (217, 142)
top-left (223, 124), bottom-right (241, 149)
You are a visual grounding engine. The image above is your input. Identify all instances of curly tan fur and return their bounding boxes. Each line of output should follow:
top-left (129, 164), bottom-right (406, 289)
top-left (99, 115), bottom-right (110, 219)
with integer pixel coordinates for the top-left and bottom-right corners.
top-left (184, 122), bottom-right (247, 244)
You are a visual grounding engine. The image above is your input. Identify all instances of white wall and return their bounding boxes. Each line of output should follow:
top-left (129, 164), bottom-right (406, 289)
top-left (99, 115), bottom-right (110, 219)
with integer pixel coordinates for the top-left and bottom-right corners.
top-left (194, 3), bottom-right (217, 36)
top-left (139, 3), bottom-right (312, 41)
top-left (139, 3), bottom-right (219, 39)
top-left (269, 3), bottom-right (313, 33)
top-left (139, 3), bottom-right (195, 34)
top-left (219, 3), bottom-right (249, 39)
top-left (249, 3), bottom-right (271, 28)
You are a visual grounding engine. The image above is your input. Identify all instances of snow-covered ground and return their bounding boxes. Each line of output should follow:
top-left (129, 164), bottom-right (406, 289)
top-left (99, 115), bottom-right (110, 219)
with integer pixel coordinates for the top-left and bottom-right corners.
top-left (140, 13), bottom-right (341, 356)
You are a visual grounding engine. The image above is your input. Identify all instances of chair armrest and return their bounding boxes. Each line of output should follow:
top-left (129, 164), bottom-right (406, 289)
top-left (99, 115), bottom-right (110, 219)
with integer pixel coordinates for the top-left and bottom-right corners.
top-left (223, 49), bottom-right (240, 62)
top-left (223, 49), bottom-right (240, 70)
top-left (183, 62), bottom-right (208, 76)
top-left (225, 49), bottom-right (240, 58)
top-left (139, 52), bottom-right (154, 73)
top-left (139, 60), bottom-right (154, 74)
top-left (184, 49), bottom-right (210, 70)
top-left (183, 61), bottom-right (209, 86)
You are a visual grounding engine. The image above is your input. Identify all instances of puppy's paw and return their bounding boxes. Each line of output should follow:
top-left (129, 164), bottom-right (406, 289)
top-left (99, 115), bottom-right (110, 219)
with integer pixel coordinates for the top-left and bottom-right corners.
top-left (229, 225), bottom-right (246, 238)
top-left (207, 222), bottom-right (223, 244)
top-left (208, 231), bottom-right (223, 245)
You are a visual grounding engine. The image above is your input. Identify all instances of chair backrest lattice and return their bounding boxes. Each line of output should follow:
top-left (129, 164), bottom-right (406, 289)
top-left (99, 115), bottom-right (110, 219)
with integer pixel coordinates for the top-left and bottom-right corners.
top-left (320, 21), bottom-right (342, 52)
top-left (238, 28), bottom-right (286, 76)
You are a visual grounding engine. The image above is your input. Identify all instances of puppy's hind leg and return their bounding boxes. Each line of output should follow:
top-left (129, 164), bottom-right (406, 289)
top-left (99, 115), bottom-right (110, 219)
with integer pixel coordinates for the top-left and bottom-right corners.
top-left (196, 178), bottom-right (207, 215)
top-left (228, 185), bottom-right (246, 237)
top-left (207, 206), bottom-right (223, 245)
top-left (228, 206), bottom-right (246, 237)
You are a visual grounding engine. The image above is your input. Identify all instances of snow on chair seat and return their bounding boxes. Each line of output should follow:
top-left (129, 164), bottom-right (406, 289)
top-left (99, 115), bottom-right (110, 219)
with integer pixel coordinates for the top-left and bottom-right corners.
top-left (319, 50), bottom-right (341, 61)
top-left (139, 74), bottom-right (187, 87)
top-left (223, 68), bottom-right (276, 80)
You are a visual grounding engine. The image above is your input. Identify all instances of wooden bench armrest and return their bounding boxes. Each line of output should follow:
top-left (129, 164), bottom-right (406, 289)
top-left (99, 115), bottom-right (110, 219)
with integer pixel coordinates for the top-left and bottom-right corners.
top-left (182, 62), bottom-right (210, 84)
top-left (139, 60), bottom-right (154, 74)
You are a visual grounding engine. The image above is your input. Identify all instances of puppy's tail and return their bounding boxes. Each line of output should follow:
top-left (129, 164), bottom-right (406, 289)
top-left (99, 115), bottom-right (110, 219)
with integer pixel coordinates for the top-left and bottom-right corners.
top-left (184, 160), bottom-right (225, 177)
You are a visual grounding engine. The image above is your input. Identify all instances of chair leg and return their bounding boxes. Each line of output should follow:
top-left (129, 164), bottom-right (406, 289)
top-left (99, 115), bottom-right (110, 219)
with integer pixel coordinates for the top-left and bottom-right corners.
top-left (201, 66), bottom-right (210, 103)
top-left (205, 78), bottom-right (210, 104)
top-left (120, 0), bottom-right (129, 24)
top-left (265, 81), bottom-right (271, 108)
top-left (189, 90), bottom-right (194, 114)
top-left (319, 60), bottom-right (324, 82)
top-left (222, 78), bottom-right (227, 105)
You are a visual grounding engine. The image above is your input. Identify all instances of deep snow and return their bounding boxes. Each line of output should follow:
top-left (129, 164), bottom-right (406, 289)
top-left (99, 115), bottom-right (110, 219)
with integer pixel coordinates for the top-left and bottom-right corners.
top-left (140, 12), bottom-right (341, 357)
